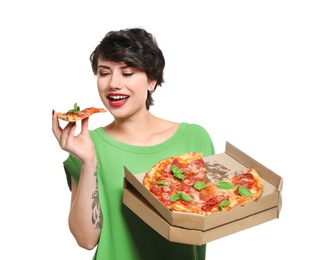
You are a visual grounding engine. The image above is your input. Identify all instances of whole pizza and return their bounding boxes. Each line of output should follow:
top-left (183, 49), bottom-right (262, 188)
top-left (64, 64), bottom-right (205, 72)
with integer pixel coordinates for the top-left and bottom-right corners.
top-left (143, 152), bottom-right (264, 215)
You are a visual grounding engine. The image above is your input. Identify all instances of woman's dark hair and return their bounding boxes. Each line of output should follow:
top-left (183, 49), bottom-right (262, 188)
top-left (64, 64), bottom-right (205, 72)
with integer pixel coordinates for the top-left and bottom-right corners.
top-left (90, 28), bottom-right (165, 110)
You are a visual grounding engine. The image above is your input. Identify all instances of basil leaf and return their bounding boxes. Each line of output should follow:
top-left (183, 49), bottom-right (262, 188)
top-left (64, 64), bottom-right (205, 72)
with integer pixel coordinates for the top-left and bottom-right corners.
top-left (194, 181), bottom-right (207, 190)
top-left (180, 193), bottom-right (194, 202)
top-left (157, 180), bottom-right (167, 186)
top-left (170, 192), bottom-right (194, 202)
top-left (218, 200), bottom-right (230, 210)
top-left (67, 103), bottom-right (80, 114)
top-left (238, 185), bottom-right (252, 197)
top-left (171, 165), bottom-right (185, 180)
top-left (170, 193), bottom-right (181, 202)
top-left (216, 181), bottom-right (236, 190)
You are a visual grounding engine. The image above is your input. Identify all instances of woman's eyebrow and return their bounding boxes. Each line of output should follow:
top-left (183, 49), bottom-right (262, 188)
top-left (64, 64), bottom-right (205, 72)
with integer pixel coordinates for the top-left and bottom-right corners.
top-left (98, 64), bottom-right (129, 70)
top-left (98, 65), bottom-right (110, 69)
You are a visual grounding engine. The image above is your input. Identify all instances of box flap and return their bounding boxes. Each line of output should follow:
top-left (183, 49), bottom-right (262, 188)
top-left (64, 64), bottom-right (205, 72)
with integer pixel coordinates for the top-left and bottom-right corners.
top-left (225, 142), bottom-right (283, 192)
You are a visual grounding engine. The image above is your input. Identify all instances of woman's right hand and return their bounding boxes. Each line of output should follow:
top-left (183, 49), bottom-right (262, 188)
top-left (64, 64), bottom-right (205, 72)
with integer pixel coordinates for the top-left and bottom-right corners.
top-left (52, 110), bottom-right (96, 167)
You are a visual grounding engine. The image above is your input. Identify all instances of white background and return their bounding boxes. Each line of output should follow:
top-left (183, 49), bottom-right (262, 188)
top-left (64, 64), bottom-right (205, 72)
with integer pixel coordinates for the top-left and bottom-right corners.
top-left (1, 0), bottom-right (314, 259)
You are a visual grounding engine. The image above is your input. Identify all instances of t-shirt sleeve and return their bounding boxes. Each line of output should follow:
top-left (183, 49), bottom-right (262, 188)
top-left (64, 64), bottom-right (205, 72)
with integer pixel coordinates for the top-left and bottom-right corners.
top-left (63, 154), bottom-right (82, 190)
top-left (189, 124), bottom-right (215, 156)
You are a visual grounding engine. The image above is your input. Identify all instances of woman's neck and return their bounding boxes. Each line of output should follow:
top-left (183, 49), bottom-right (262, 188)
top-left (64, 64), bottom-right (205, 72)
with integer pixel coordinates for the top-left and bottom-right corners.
top-left (104, 113), bottom-right (179, 146)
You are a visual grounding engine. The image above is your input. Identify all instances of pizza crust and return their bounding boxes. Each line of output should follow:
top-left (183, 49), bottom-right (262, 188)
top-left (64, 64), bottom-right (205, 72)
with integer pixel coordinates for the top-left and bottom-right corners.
top-left (57, 107), bottom-right (107, 122)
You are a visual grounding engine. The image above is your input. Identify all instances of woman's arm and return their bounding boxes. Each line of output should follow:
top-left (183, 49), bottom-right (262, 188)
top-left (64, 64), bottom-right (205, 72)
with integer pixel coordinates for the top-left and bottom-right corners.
top-left (52, 111), bottom-right (101, 249)
top-left (69, 166), bottom-right (101, 249)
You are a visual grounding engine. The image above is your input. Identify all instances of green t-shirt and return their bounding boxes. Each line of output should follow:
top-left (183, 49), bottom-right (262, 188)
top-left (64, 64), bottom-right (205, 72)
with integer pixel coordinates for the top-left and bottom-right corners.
top-left (64, 122), bottom-right (215, 260)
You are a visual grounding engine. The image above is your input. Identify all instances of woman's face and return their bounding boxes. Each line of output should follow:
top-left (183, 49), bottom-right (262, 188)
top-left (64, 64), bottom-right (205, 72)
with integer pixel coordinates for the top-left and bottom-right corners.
top-left (97, 60), bottom-right (155, 119)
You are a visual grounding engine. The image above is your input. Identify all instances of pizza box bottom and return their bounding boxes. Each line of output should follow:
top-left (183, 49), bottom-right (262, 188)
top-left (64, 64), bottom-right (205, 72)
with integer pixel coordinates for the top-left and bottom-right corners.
top-left (123, 142), bottom-right (283, 234)
top-left (123, 184), bottom-right (279, 245)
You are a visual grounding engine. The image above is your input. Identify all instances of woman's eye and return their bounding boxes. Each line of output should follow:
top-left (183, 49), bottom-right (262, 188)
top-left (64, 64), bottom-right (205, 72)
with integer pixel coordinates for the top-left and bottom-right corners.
top-left (99, 71), bottom-right (110, 76)
top-left (122, 71), bottom-right (133, 77)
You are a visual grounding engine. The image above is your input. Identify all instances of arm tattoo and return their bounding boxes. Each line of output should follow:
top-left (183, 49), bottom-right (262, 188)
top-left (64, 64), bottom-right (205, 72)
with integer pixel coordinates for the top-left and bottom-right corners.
top-left (91, 170), bottom-right (103, 229)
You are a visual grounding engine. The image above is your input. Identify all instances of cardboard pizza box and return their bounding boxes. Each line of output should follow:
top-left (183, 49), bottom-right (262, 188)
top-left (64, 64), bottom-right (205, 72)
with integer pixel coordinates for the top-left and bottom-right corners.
top-left (123, 185), bottom-right (279, 245)
top-left (123, 142), bottom-right (283, 245)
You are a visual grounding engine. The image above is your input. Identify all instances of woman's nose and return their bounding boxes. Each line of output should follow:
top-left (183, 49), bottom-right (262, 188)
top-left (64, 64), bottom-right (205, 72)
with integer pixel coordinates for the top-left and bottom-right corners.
top-left (109, 74), bottom-right (123, 89)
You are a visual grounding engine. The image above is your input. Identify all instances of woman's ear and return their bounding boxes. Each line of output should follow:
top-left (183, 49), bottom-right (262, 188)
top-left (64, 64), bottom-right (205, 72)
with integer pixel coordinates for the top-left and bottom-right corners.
top-left (148, 80), bottom-right (157, 92)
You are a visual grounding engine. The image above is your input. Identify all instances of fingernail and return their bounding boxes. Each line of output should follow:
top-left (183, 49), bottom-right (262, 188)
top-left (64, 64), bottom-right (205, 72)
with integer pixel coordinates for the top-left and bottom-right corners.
top-left (52, 110), bottom-right (55, 116)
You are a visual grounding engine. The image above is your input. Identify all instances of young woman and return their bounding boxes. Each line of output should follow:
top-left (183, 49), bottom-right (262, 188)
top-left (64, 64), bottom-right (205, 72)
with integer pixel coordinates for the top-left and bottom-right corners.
top-left (52, 28), bottom-right (215, 260)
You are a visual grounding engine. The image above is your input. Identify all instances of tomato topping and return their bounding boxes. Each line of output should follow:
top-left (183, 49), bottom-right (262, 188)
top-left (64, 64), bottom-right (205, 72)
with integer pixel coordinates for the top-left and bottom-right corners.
top-left (150, 185), bottom-right (166, 196)
top-left (201, 195), bottom-right (228, 212)
top-left (191, 159), bottom-right (204, 168)
top-left (180, 200), bottom-right (192, 206)
top-left (232, 173), bottom-right (255, 188)
top-left (161, 194), bottom-right (172, 206)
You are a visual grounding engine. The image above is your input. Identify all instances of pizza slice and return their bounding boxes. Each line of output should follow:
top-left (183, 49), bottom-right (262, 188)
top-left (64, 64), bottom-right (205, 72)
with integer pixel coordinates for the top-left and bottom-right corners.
top-left (198, 168), bottom-right (264, 214)
top-left (229, 168), bottom-right (264, 206)
top-left (57, 103), bottom-right (107, 122)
